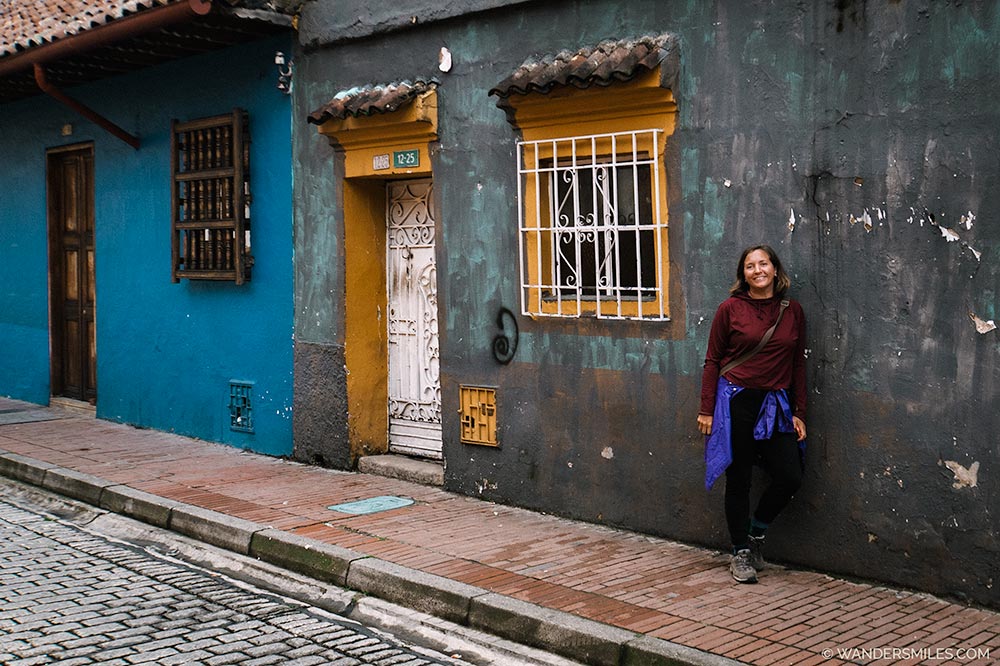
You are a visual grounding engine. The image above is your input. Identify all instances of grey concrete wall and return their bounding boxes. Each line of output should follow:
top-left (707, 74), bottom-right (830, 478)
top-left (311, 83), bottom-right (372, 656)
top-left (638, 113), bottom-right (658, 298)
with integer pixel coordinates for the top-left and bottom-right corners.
top-left (298, 0), bottom-right (534, 47)
top-left (292, 341), bottom-right (350, 468)
top-left (291, 71), bottom-right (350, 466)
top-left (292, 0), bottom-right (1000, 606)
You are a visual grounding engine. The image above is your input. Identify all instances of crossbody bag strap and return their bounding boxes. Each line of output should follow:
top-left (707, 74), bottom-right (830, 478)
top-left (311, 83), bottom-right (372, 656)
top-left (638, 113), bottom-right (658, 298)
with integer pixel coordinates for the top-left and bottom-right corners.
top-left (720, 299), bottom-right (790, 376)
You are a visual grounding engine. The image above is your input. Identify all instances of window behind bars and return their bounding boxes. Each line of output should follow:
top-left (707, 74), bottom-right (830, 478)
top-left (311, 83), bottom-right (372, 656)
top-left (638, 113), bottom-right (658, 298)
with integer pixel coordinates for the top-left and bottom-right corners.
top-left (518, 129), bottom-right (667, 320)
top-left (171, 109), bottom-right (253, 284)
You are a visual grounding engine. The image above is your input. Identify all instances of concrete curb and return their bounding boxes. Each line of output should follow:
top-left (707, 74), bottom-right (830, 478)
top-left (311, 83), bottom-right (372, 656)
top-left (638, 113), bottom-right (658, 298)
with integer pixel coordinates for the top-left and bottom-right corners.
top-left (346, 557), bottom-right (483, 625)
top-left (169, 503), bottom-right (262, 555)
top-left (0, 454), bottom-right (730, 666)
top-left (470, 592), bottom-right (635, 666)
top-left (42, 467), bottom-right (117, 505)
top-left (250, 528), bottom-right (365, 587)
top-left (623, 636), bottom-right (746, 666)
top-left (0, 452), bottom-right (59, 485)
top-left (100, 484), bottom-right (184, 528)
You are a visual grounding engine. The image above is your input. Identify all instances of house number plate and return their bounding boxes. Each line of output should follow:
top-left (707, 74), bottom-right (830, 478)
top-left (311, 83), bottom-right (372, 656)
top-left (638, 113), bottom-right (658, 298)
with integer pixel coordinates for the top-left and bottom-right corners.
top-left (393, 149), bottom-right (420, 168)
top-left (373, 153), bottom-right (390, 170)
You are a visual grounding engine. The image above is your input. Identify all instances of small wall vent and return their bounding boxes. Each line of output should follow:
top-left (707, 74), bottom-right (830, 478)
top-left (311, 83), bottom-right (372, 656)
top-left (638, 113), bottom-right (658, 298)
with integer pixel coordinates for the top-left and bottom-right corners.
top-left (229, 380), bottom-right (254, 433)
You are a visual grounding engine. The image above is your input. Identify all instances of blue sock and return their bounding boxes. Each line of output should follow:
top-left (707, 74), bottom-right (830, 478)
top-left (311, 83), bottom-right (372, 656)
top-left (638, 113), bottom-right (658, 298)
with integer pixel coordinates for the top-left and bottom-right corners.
top-left (749, 518), bottom-right (769, 538)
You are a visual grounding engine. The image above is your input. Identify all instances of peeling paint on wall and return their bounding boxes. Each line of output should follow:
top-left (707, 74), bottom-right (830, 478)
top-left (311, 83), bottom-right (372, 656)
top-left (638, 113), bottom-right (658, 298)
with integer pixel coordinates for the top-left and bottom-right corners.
top-left (939, 226), bottom-right (961, 242)
top-left (942, 460), bottom-right (980, 489)
top-left (906, 207), bottom-right (983, 262)
top-left (969, 312), bottom-right (997, 334)
top-left (475, 477), bottom-right (498, 493)
top-left (848, 209), bottom-right (875, 232)
top-left (881, 465), bottom-right (904, 489)
top-left (961, 210), bottom-right (976, 230)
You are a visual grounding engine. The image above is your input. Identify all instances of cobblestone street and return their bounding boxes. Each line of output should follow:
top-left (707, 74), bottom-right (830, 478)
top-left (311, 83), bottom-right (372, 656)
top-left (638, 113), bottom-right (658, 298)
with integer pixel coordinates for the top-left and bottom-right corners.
top-left (0, 496), bottom-right (459, 666)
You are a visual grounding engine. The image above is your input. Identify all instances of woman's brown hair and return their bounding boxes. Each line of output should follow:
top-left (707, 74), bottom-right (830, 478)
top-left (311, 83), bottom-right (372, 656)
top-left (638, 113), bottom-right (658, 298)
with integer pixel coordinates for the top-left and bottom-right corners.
top-left (729, 244), bottom-right (791, 297)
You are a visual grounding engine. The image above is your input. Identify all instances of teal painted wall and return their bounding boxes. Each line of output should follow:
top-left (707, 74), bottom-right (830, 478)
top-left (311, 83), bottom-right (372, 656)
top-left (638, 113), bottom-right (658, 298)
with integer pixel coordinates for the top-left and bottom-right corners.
top-left (0, 142), bottom-right (50, 404)
top-left (293, 0), bottom-right (1000, 606)
top-left (0, 36), bottom-right (294, 455)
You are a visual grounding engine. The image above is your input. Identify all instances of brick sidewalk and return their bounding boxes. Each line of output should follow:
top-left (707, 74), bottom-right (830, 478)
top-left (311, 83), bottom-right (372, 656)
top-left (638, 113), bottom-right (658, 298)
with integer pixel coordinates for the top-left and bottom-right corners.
top-left (0, 398), bottom-right (997, 666)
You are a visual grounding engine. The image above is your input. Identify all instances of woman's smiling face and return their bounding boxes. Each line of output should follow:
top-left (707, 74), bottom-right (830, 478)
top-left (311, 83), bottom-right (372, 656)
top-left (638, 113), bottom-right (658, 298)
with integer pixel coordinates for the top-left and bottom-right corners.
top-left (743, 249), bottom-right (775, 297)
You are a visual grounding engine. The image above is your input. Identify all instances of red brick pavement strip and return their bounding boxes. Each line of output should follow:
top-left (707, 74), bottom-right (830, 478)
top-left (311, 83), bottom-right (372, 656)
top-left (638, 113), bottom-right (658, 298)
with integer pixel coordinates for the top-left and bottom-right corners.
top-left (1, 402), bottom-right (998, 666)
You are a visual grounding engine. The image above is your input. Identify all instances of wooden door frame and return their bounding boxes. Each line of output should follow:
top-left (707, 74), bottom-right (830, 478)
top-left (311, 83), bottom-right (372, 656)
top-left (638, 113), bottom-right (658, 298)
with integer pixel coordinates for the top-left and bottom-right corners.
top-left (46, 142), bottom-right (96, 403)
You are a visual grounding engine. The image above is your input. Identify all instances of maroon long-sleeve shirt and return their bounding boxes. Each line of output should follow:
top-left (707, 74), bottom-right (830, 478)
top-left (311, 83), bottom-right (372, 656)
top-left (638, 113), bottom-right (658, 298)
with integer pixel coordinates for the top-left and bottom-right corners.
top-left (699, 293), bottom-right (807, 417)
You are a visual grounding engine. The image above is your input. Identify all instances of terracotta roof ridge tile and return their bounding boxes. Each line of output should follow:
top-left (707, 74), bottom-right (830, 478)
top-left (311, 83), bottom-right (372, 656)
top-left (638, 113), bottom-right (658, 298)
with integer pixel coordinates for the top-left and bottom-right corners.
top-left (307, 78), bottom-right (439, 125)
top-left (489, 33), bottom-right (678, 102)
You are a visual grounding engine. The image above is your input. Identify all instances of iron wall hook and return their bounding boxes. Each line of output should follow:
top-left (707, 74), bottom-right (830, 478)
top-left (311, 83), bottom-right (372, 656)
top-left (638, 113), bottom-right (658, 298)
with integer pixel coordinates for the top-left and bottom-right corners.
top-left (492, 307), bottom-right (518, 364)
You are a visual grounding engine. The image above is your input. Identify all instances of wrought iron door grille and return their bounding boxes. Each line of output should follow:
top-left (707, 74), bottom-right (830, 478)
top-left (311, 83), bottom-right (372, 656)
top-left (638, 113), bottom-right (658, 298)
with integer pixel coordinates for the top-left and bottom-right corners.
top-left (517, 129), bottom-right (667, 320)
top-left (171, 109), bottom-right (252, 284)
top-left (229, 380), bottom-right (254, 433)
top-left (459, 385), bottom-right (498, 446)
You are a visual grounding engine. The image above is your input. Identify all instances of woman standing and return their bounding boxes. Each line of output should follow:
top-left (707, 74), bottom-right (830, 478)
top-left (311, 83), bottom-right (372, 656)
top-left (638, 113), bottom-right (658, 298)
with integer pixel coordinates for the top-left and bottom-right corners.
top-left (698, 245), bottom-right (807, 584)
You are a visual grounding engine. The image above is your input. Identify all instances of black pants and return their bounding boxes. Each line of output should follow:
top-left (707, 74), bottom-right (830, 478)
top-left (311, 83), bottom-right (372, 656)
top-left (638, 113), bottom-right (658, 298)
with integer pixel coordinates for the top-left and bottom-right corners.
top-left (724, 388), bottom-right (803, 547)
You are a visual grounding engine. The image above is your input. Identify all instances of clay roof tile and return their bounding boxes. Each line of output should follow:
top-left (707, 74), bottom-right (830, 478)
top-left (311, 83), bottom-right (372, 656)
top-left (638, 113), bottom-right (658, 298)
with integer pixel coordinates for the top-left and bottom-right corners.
top-left (0, 0), bottom-right (173, 57)
top-left (489, 34), bottom-right (678, 103)
top-left (307, 79), bottom-right (438, 125)
top-left (0, 0), bottom-right (295, 58)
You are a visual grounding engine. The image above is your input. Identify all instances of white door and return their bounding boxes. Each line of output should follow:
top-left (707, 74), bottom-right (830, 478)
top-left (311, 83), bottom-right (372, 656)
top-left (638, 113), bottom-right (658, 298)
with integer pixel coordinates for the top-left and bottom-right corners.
top-left (386, 179), bottom-right (442, 459)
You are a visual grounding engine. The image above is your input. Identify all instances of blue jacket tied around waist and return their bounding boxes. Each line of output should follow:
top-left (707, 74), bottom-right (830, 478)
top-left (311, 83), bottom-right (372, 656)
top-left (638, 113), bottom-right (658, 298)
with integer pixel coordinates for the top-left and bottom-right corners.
top-left (704, 376), bottom-right (799, 490)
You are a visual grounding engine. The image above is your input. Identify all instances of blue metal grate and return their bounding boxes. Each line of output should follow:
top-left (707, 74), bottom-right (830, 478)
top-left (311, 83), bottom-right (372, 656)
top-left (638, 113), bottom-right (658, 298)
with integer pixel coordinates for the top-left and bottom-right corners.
top-left (229, 380), bottom-right (254, 433)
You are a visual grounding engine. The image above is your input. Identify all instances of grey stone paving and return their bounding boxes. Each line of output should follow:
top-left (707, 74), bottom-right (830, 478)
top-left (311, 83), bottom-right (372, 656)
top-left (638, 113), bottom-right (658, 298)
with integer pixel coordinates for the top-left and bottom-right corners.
top-left (0, 499), bottom-right (453, 665)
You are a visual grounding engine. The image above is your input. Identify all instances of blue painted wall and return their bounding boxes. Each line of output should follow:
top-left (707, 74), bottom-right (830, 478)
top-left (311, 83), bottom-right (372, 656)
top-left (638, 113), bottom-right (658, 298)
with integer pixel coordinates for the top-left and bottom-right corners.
top-left (0, 132), bottom-right (50, 404)
top-left (0, 36), bottom-right (294, 455)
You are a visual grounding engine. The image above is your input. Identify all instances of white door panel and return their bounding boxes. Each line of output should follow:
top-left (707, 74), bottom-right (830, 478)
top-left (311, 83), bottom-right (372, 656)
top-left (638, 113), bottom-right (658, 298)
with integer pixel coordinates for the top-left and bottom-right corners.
top-left (386, 179), bottom-right (442, 459)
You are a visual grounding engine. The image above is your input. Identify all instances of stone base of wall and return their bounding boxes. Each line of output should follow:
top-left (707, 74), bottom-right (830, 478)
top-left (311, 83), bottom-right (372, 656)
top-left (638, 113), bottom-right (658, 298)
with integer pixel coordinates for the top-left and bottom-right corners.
top-left (292, 341), bottom-right (350, 469)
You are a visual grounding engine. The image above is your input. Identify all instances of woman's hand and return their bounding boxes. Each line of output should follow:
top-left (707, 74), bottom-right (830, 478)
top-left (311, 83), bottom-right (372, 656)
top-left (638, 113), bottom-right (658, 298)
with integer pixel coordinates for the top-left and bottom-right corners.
top-left (697, 414), bottom-right (713, 436)
top-left (792, 416), bottom-right (807, 441)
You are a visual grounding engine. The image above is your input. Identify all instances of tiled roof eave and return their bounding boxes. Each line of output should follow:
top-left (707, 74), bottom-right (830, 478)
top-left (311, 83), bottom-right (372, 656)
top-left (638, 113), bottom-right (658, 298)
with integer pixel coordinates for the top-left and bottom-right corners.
top-left (0, 0), bottom-right (174, 58)
top-left (488, 34), bottom-right (680, 106)
top-left (0, 0), bottom-right (296, 59)
top-left (307, 79), bottom-right (438, 126)
top-left (499, 65), bottom-right (659, 99)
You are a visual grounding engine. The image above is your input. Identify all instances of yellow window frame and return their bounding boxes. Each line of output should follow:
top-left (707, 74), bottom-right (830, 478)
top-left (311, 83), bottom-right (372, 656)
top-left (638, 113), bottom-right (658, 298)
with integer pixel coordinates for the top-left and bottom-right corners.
top-left (507, 69), bottom-right (677, 320)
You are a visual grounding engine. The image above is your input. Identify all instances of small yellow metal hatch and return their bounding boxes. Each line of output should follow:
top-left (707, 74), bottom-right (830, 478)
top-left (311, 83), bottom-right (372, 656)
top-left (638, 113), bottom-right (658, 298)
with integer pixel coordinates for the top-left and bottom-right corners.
top-left (459, 386), bottom-right (498, 447)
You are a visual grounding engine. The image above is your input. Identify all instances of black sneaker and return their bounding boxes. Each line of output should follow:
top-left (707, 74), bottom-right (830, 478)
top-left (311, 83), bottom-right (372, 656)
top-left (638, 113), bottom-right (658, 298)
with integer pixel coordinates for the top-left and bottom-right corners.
top-left (748, 535), bottom-right (765, 570)
top-left (730, 548), bottom-right (758, 583)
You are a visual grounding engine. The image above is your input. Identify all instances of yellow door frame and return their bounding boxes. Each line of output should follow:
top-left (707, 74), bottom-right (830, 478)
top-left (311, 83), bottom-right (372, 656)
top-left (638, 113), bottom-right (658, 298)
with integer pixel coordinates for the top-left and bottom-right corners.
top-left (316, 89), bottom-right (439, 462)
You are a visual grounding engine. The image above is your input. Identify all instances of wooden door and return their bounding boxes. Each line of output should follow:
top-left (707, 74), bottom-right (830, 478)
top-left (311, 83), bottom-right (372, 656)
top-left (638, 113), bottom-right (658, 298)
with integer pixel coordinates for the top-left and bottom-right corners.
top-left (386, 179), bottom-right (442, 459)
top-left (48, 146), bottom-right (96, 403)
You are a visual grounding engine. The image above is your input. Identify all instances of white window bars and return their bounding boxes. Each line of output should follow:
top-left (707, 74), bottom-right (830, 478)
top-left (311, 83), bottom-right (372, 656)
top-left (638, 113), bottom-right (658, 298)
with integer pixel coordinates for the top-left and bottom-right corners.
top-left (517, 129), bottom-right (667, 320)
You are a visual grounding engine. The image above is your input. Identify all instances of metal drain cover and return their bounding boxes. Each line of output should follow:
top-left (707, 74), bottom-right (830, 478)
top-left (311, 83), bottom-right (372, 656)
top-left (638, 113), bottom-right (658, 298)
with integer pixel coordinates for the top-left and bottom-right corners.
top-left (327, 495), bottom-right (414, 515)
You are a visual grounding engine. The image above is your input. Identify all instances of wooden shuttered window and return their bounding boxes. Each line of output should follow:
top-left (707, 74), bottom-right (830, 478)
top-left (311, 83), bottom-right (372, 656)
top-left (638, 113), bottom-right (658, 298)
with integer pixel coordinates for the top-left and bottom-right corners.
top-left (171, 109), bottom-right (252, 284)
